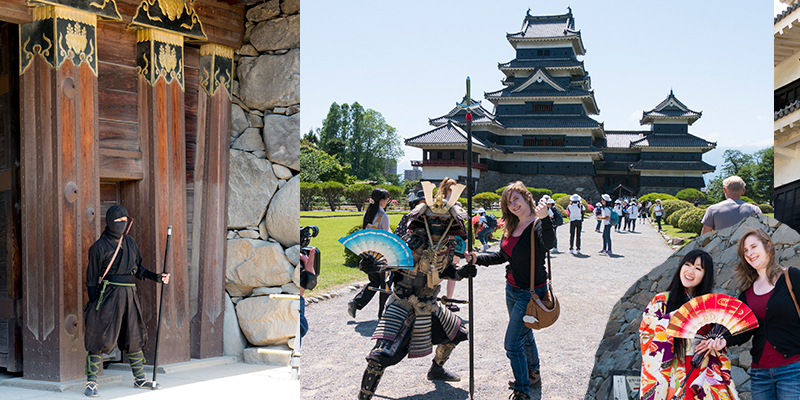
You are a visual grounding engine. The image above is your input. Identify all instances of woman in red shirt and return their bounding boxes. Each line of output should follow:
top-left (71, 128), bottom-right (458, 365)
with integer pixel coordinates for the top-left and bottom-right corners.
top-left (722, 228), bottom-right (800, 400)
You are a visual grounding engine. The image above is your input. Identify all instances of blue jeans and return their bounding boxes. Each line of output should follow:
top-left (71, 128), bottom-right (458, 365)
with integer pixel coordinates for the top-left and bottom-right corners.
top-left (751, 360), bottom-right (800, 400)
top-left (477, 227), bottom-right (492, 246)
top-left (602, 224), bottom-right (612, 252)
top-left (505, 282), bottom-right (547, 395)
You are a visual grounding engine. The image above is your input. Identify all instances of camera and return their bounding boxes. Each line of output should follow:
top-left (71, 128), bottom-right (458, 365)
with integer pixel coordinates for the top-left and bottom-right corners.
top-left (300, 226), bottom-right (320, 290)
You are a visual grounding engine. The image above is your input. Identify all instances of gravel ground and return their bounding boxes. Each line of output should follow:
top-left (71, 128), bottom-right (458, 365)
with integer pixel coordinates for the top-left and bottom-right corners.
top-left (301, 219), bottom-right (674, 399)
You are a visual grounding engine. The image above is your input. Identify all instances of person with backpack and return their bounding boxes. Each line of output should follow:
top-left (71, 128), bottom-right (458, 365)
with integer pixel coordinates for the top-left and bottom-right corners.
top-left (613, 200), bottom-right (624, 233)
top-left (598, 194), bottom-right (614, 254)
top-left (594, 202), bottom-right (603, 233)
top-left (567, 194), bottom-right (585, 254)
top-left (546, 198), bottom-right (563, 253)
top-left (653, 199), bottom-right (665, 232)
top-left (476, 208), bottom-right (497, 252)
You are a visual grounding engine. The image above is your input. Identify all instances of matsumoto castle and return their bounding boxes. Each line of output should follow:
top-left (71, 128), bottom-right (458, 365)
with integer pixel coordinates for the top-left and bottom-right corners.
top-left (406, 9), bottom-right (715, 199)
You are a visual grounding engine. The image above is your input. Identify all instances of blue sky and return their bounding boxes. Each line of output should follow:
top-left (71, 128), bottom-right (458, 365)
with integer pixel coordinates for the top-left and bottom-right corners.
top-left (301, 1), bottom-right (772, 183)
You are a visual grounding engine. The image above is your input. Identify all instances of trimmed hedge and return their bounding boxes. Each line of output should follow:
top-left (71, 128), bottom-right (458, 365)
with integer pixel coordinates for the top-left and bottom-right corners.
top-left (667, 207), bottom-right (693, 227)
top-left (639, 193), bottom-right (677, 204)
top-left (552, 193), bottom-right (568, 200)
top-left (741, 196), bottom-right (757, 205)
top-left (676, 188), bottom-right (705, 203)
top-left (760, 204), bottom-right (774, 213)
top-left (494, 186), bottom-right (552, 202)
top-left (555, 195), bottom-right (590, 214)
top-left (677, 208), bottom-right (705, 235)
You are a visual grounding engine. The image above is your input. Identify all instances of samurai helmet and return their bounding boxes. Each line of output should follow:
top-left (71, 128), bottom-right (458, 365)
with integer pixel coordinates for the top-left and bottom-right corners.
top-left (420, 181), bottom-right (466, 216)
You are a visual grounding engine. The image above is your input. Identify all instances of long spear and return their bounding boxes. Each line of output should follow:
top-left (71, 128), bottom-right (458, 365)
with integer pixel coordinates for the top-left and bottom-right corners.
top-left (151, 225), bottom-right (172, 389)
top-left (457, 76), bottom-right (480, 399)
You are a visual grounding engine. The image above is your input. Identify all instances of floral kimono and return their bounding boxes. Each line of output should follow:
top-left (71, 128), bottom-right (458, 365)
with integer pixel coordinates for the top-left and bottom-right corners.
top-left (639, 292), bottom-right (739, 400)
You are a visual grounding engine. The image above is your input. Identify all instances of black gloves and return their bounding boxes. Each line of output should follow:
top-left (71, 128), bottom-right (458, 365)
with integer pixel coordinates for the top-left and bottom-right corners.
top-left (456, 263), bottom-right (477, 279)
top-left (359, 252), bottom-right (386, 274)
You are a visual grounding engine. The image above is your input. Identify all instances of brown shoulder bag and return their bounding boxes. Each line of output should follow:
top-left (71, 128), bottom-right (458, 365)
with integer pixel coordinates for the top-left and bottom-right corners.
top-left (784, 268), bottom-right (800, 320)
top-left (523, 219), bottom-right (560, 329)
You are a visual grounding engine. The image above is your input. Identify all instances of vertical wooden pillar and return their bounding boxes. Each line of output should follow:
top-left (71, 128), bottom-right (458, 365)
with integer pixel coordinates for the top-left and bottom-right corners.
top-left (134, 29), bottom-right (189, 366)
top-left (189, 44), bottom-right (232, 358)
top-left (19, 6), bottom-right (99, 381)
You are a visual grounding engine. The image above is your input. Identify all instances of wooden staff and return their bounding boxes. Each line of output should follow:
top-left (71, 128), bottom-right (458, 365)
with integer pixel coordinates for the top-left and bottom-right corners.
top-left (151, 225), bottom-right (172, 388)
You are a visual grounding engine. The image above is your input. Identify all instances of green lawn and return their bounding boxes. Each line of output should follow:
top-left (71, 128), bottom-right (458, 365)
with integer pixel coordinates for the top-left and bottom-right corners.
top-left (300, 209), bottom-right (504, 293)
top-left (301, 212), bottom-right (406, 293)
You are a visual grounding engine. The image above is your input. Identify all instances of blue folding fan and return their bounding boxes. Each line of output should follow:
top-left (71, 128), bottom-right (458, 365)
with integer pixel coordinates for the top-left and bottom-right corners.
top-left (339, 229), bottom-right (414, 269)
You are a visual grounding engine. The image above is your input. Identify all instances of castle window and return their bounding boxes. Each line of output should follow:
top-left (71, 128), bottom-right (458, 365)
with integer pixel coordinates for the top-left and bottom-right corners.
top-left (531, 104), bottom-right (552, 113)
top-left (524, 139), bottom-right (535, 147)
top-left (537, 50), bottom-right (543, 56)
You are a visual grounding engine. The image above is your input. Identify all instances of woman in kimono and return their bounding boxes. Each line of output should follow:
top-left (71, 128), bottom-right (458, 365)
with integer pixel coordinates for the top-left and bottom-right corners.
top-left (639, 249), bottom-right (738, 400)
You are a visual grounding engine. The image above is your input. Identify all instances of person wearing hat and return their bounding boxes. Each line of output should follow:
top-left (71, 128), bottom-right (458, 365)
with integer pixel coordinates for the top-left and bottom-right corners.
top-left (475, 207), bottom-right (492, 253)
top-left (653, 199), bottom-right (664, 232)
top-left (613, 199), bottom-right (624, 233)
top-left (545, 198), bottom-right (562, 253)
top-left (567, 194), bottom-right (585, 254)
top-left (597, 194), bottom-right (613, 254)
top-left (626, 199), bottom-right (638, 233)
top-left (594, 202), bottom-right (603, 233)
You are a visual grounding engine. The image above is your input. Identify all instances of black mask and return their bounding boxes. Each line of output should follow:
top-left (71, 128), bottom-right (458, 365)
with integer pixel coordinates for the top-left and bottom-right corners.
top-left (106, 205), bottom-right (129, 236)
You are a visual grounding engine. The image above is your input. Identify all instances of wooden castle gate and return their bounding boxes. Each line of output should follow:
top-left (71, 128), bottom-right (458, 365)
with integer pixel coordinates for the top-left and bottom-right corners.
top-left (0, 0), bottom-right (243, 381)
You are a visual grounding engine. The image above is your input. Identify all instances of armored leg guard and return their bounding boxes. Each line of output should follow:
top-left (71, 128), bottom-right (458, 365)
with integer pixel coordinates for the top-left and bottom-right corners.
top-left (358, 360), bottom-right (385, 400)
top-left (127, 350), bottom-right (162, 390)
top-left (427, 343), bottom-right (460, 381)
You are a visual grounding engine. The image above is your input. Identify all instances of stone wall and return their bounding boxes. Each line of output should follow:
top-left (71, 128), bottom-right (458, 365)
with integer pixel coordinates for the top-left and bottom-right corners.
top-left (478, 171), bottom-right (600, 200)
top-left (584, 214), bottom-right (800, 399)
top-left (223, 0), bottom-right (301, 363)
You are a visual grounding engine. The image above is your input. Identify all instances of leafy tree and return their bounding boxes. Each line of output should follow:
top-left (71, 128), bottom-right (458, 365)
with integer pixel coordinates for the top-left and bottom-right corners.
top-left (315, 102), bottom-right (404, 181)
top-left (344, 184), bottom-right (373, 212)
top-left (473, 192), bottom-right (501, 210)
top-left (300, 182), bottom-right (321, 211)
top-left (703, 177), bottom-right (724, 204)
top-left (319, 181), bottom-right (345, 211)
top-left (300, 142), bottom-right (353, 184)
top-left (377, 184), bottom-right (402, 201)
top-left (676, 188), bottom-right (705, 204)
top-left (402, 179), bottom-right (420, 196)
top-left (302, 129), bottom-right (318, 146)
top-left (751, 147), bottom-right (773, 205)
top-left (720, 149), bottom-right (755, 179)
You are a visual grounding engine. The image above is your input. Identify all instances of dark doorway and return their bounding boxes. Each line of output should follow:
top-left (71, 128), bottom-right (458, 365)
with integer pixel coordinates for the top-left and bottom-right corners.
top-left (0, 22), bottom-right (23, 373)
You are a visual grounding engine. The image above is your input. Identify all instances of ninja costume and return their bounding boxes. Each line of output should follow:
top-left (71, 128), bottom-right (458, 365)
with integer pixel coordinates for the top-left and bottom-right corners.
top-left (83, 205), bottom-right (164, 396)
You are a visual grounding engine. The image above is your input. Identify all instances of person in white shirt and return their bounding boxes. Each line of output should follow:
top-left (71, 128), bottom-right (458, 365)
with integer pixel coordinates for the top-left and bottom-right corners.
top-left (567, 194), bottom-right (585, 254)
top-left (627, 200), bottom-right (638, 232)
top-left (598, 194), bottom-right (613, 254)
top-left (653, 199), bottom-right (665, 232)
top-left (613, 200), bottom-right (624, 232)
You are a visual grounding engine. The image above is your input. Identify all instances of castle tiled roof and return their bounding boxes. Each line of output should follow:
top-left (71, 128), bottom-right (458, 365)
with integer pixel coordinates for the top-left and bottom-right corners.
top-left (776, 2), bottom-right (800, 24)
top-left (630, 160), bottom-right (715, 172)
top-left (495, 114), bottom-right (601, 128)
top-left (405, 120), bottom-right (491, 148)
top-left (507, 9), bottom-right (579, 40)
top-left (594, 161), bottom-right (634, 171)
top-left (485, 86), bottom-right (592, 99)
top-left (776, 99), bottom-right (800, 120)
top-left (496, 145), bottom-right (600, 153)
top-left (603, 131), bottom-right (647, 148)
top-left (429, 96), bottom-right (498, 126)
top-left (498, 58), bottom-right (584, 70)
top-left (640, 91), bottom-right (701, 125)
top-left (630, 133), bottom-right (715, 149)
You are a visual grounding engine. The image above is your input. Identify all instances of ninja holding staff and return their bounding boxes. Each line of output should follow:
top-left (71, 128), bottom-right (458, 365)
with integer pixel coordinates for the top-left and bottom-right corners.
top-left (83, 205), bottom-right (170, 397)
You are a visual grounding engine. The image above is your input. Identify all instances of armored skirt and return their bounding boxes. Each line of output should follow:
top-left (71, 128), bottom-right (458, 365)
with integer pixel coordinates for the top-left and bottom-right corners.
top-left (367, 294), bottom-right (468, 366)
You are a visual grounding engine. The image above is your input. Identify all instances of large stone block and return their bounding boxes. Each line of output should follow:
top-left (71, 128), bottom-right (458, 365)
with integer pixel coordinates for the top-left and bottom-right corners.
top-left (226, 239), bottom-right (294, 296)
top-left (228, 149), bottom-right (278, 228)
top-left (250, 15), bottom-right (300, 52)
top-left (236, 296), bottom-right (298, 346)
top-left (281, 0), bottom-right (299, 14)
top-left (223, 292), bottom-right (248, 359)
top-left (238, 50), bottom-right (299, 111)
top-left (263, 113), bottom-right (300, 170)
top-left (266, 175), bottom-right (300, 247)
top-left (232, 103), bottom-right (249, 134)
top-left (232, 127), bottom-right (266, 152)
top-left (246, 0), bottom-right (280, 23)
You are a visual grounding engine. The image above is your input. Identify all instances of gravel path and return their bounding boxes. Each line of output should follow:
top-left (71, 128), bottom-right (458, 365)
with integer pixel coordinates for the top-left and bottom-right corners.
top-left (301, 219), bottom-right (674, 399)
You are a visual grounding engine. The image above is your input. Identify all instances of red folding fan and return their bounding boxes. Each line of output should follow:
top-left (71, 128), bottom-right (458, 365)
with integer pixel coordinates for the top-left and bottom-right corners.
top-left (665, 293), bottom-right (759, 340)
